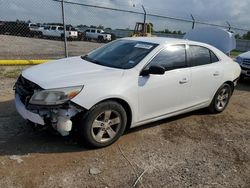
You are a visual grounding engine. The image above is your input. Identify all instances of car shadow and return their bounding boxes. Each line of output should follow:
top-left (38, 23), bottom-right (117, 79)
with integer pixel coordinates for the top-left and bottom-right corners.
top-left (236, 78), bottom-right (250, 92)
top-left (0, 99), bottom-right (209, 156)
top-left (0, 99), bottom-right (85, 156)
top-left (126, 109), bottom-right (207, 135)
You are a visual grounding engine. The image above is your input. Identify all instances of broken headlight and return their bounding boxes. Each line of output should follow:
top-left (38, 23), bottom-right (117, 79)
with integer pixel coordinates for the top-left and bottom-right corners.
top-left (29, 86), bottom-right (83, 105)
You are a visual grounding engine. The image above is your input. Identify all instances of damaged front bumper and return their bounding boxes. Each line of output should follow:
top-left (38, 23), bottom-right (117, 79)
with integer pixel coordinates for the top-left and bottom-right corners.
top-left (15, 93), bottom-right (82, 136)
top-left (15, 93), bottom-right (45, 125)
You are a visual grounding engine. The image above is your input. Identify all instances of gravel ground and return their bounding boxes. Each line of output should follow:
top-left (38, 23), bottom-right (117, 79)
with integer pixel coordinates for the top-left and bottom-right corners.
top-left (0, 35), bottom-right (249, 187)
top-left (0, 35), bottom-right (103, 59)
top-left (0, 68), bottom-right (250, 188)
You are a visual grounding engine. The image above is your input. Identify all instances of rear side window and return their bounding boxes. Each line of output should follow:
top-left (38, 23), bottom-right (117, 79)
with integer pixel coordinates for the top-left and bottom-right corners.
top-left (91, 30), bottom-right (95, 33)
top-left (188, 45), bottom-right (219, 66)
top-left (97, 30), bottom-right (100, 33)
top-left (210, 51), bottom-right (219, 63)
top-left (86, 29), bottom-right (90, 32)
top-left (51, 26), bottom-right (57, 30)
top-left (148, 45), bottom-right (186, 70)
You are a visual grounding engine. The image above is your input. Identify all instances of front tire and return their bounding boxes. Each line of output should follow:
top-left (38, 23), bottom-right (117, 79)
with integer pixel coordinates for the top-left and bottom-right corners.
top-left (97, 36), bottom-right (104, 43)
top-left (208, 83), bottom-right (232, 113)
top-left (77, 101), bottom-right (127, 148)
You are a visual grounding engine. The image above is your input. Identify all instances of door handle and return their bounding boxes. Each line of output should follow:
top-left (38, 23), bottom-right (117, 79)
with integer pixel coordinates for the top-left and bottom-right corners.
top-left (213, 71), bottom-right (220, 76)
top-left (179, 78), bottom-right (189, 84)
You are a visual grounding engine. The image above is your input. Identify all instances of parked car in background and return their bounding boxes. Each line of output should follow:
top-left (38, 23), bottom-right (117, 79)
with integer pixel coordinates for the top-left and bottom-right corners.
top-left (27, 23), bottom-right (44, 38)
top-left (235, 51), bottom-right (250, 79)
top-left (84, 28), bottom-right (112, 42)
top-left (41, 25), bottom-right (78, 40)
top-left (0, 21), bottom-right (42, 37)
top-left (14, 37), bottom-right (241, 148)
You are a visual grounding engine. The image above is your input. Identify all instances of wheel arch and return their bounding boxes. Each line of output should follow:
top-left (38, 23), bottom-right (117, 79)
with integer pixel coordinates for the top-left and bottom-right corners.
top-left (209, 80), bottom-right (235, 106)
top-left (224, 80), bottom-right (234, 93)
top-left (95, 98), bottom-right (133, 130)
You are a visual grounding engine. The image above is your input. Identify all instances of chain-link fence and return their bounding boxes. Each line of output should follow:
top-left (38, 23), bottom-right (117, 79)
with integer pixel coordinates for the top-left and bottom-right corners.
top-left (0, 0), bottom-right (250, 60)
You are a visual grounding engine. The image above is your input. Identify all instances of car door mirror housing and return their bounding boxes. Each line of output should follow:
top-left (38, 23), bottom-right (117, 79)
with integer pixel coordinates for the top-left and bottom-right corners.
top-left (149, 65), bottom-right (166, 75)
top-left (141, 65), bottom-right (166, 76)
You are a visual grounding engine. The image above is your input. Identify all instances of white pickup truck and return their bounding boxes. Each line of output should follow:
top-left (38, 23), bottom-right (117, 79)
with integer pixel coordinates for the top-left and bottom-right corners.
top-left (85, 29), bottom-right (111, 42)
top-left (41, 25), bottom-right (78, 40)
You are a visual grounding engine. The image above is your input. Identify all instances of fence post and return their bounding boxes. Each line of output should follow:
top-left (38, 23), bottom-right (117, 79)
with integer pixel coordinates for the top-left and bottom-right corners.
top-left (226, 21), bottom-right (231, 31)
top-left (61, 0), bottom-right (68, 58)
top-left (142, 5), bottom-right (147, 33)
top-left (191, 14), bottom-right (195, 29)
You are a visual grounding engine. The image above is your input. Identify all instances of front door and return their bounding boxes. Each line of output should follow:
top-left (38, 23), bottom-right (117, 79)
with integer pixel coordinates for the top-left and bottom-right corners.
top-left (138, 44), bottom-right (192, 122)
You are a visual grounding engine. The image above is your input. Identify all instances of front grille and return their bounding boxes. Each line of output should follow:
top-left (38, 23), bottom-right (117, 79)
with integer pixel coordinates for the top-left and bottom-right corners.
top-left (14, 75), bottom-right (42, 105)
top-left (243, 58), bottom-right (250, 63)
top-left (242, 59), bottom-right (250, 67)
top-left (241, 66), bottom-right (250, 71)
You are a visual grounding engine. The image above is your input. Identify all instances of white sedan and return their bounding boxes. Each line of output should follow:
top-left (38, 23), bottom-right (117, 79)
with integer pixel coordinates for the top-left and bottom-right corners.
top-left (14, 37), bottom-right (241, 148)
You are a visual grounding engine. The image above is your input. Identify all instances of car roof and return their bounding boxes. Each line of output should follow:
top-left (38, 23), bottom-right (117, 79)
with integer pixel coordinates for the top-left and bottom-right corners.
top-left (123, 37), bottom-right (221, 51)
top-left (124, 37), bottom-right (189, 44)
top-left (123, 37), bottom-right (208, 46)
top-left (122, 37), bottom-right (230, 60)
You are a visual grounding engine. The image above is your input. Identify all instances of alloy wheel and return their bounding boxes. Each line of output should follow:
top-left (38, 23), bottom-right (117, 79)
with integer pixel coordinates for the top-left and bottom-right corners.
top-left (91, 110), bottom-right (121, 143)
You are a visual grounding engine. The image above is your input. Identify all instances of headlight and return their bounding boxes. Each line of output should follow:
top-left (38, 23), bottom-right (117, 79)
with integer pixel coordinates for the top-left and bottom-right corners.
top-left (236, 56), bottom-right (243, 64)
top-left (29, 86), bottom-right (83, 105)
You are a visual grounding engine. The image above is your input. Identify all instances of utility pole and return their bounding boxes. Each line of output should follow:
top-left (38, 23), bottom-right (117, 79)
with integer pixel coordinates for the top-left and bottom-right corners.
top-left (61, 0), bottom-right (68, 57)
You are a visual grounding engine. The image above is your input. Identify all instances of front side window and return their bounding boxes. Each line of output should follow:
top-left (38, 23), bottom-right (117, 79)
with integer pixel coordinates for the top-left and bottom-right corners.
top-left (81, 39), bottom-right (158, 69)
top-left (91, 30), bottom-right (95, 33)
top-left (147, 45), bottom-right (186, 70)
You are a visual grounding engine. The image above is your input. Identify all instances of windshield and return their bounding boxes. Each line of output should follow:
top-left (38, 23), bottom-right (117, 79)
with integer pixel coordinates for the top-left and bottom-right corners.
top-left (81, 39), bottom-right (158, 69)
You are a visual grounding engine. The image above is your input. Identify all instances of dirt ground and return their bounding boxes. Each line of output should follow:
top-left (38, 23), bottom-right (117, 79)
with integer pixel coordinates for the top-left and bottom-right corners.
top-left (0, 35), bottom-right (103, 59)
top-left (0, 35), bottom-right (250, 187)
top-left (0, 67), bottom-right (250, 188)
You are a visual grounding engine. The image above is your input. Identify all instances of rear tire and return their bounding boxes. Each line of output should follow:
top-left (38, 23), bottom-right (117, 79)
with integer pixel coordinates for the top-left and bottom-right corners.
top-left (76, 101), bottom-right (127, 148)
top-left (208, 83), bottom-right (232, 113)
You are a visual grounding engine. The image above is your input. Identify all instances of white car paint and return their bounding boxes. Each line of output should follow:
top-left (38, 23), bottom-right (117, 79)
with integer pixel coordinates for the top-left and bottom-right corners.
top-left (16, 37), bottom-right (241, 135)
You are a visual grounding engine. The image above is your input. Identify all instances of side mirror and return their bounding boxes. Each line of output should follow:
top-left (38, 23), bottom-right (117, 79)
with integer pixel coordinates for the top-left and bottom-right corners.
top-left (141, 65), bottom-right (165, 76)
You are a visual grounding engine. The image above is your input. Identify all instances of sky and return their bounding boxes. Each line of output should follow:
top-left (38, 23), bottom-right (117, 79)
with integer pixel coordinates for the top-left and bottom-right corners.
top-left (0, 0), bottom-right (249, 33)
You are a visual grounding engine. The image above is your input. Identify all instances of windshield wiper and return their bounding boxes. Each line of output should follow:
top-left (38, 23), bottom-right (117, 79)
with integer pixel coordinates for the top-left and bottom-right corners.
top-left (81, 55), bottom-right (102, 65)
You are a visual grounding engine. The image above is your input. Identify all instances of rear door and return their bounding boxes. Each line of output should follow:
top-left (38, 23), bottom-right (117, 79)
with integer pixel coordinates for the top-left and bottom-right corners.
top-left (187, 45), bottom-right (223, 105)
top-left (50, 26), bottom-right (57, 37)
top-left (90, 29), bottom-right (96, 39)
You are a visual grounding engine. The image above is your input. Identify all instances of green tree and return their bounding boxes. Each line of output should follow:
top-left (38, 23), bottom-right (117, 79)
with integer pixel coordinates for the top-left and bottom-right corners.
top-left (234, 33), bottom-right (241, 39)
top-left (243, 31), bottom-right (250, 40)
top-left (97, 25), bottom-right (104, 29)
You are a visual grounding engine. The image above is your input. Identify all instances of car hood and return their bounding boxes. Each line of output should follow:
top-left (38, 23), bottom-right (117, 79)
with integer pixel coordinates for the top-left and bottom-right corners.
top-left (238, 51), bottom-right (250, 59)
top-left (22, 56), bottom-right (124, 89)
top-left (184, 27), bottom-right (236, 54)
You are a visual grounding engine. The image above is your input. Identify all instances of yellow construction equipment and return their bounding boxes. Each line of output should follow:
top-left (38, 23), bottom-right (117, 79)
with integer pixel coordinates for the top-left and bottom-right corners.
top-left (132, 22), bottom-right (153, 37)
